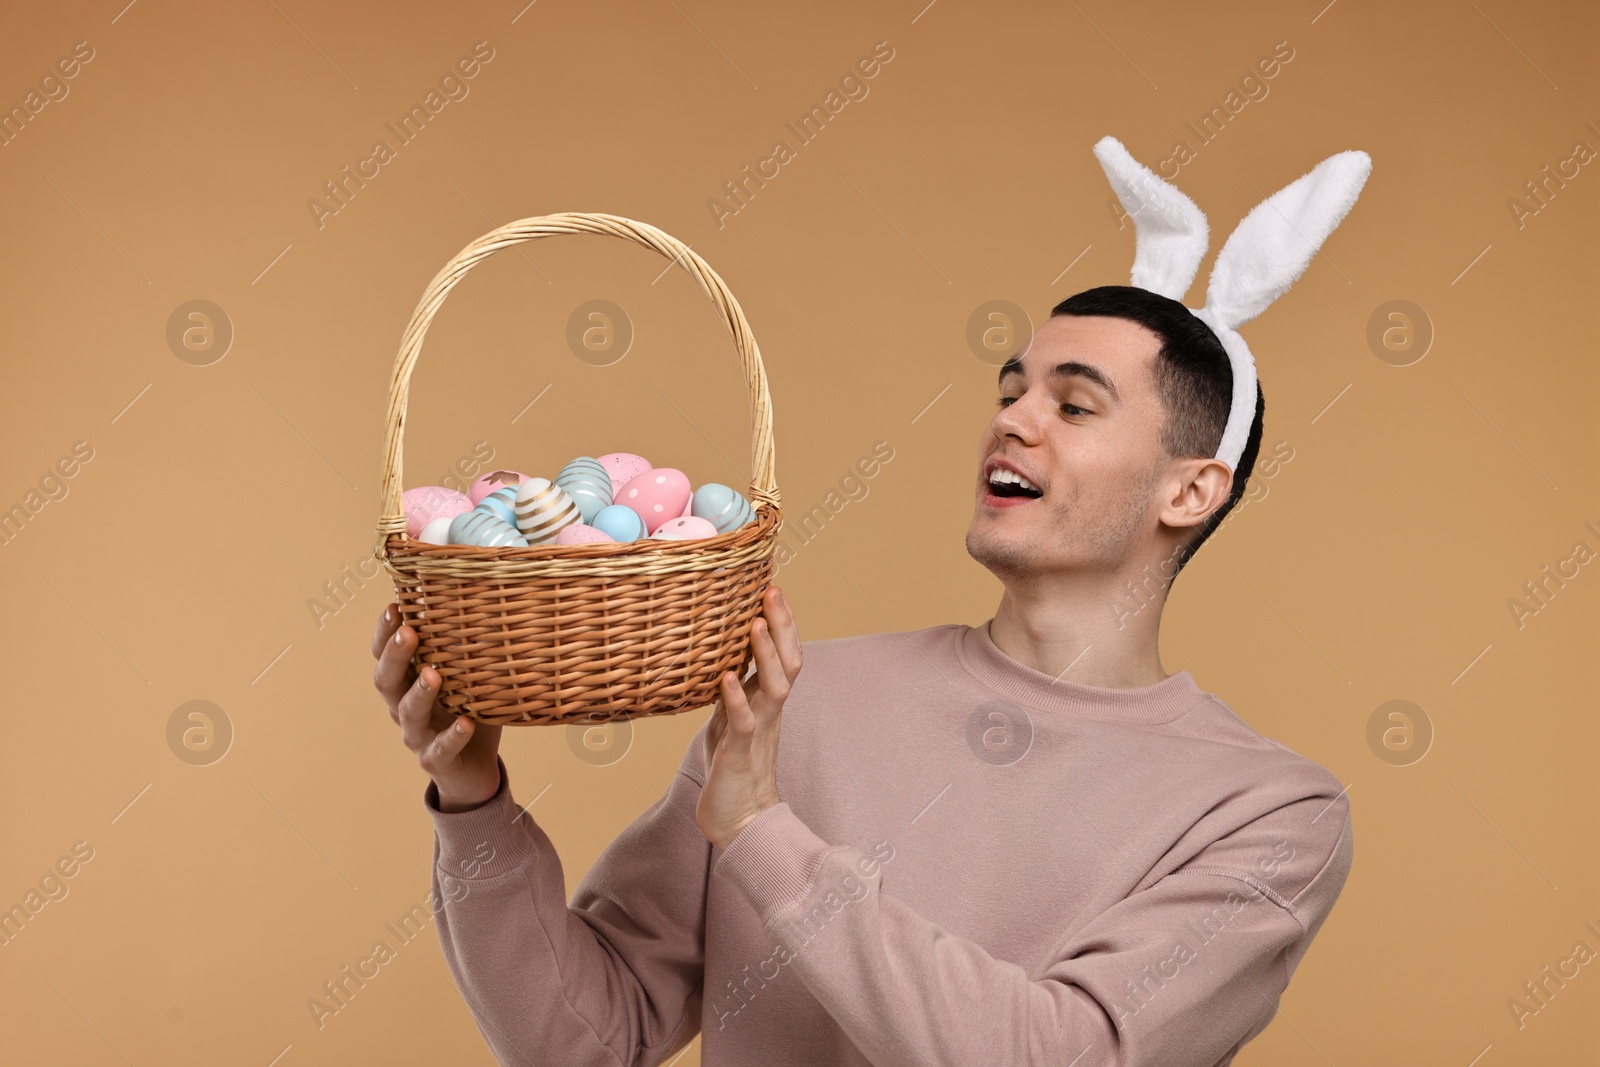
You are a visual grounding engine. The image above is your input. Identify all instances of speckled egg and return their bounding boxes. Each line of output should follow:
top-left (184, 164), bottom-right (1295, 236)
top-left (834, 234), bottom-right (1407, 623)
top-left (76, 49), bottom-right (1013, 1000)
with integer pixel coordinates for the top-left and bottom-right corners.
top-left (691, 482), bottom-right (757, 534)
top-left (403, 486), bottom-right (473, 538)
top-left (555, 456), bottom-right (614, 524)
top-left (591, 503), bottom-right (645, 542)
top-left (513, 478), bottom-right (583, 544)
top-left (649, 516), bottom-right (720, 541)
top-left (555, 523), bottom-right (614, 545)
top-left (468, 469), bottom-right (532, 505)
top-left (596, 452), bottom-right (652, 498)
top-left (448, 509), bottom-right (529, 548)
top-left (618, 468), bottom-right (692, 534)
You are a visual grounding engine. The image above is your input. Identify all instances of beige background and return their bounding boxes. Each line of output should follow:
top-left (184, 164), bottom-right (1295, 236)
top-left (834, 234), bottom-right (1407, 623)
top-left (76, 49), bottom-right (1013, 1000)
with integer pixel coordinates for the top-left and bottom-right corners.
top-left (2, 0), bottom-right (1596, 1063)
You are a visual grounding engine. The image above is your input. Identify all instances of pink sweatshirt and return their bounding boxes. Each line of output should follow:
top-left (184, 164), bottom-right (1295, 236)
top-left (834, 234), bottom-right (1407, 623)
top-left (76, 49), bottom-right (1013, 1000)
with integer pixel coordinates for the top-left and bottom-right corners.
top-left (424, 619), bottom-right (1353, 1066)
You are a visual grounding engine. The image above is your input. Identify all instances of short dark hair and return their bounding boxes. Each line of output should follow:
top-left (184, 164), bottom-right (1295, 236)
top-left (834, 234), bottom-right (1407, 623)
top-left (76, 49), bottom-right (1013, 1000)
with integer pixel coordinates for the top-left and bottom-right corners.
top-left (1049, 285), bottom-right (1264, 578)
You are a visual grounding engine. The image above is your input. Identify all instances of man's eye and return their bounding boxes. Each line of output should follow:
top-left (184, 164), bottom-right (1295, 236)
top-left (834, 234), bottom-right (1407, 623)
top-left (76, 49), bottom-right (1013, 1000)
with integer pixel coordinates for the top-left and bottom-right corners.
top-left (996, 396), bottom-right (1090, 416)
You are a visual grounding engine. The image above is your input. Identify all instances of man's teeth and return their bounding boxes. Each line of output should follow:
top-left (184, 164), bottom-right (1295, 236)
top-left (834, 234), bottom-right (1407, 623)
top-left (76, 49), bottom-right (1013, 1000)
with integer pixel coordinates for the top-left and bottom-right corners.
top-left (988, 469), bottom-right (1040, 493)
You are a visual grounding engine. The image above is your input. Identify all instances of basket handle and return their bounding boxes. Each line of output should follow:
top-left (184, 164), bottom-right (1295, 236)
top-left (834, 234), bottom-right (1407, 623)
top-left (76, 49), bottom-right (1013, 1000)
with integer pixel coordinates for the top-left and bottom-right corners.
top-left (374, 212), bottom-right (779, 557)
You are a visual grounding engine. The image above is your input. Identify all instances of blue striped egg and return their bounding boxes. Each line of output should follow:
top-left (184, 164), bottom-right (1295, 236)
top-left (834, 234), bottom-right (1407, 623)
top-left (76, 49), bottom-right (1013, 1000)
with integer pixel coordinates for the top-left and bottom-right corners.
top-left (555, 456), bottom-right (614, 524)
top-left (691, 483), bottom-right (756, 534)
top-left (514, 477), bottom-right (583, 544)
top-left (475, 486), bottom-right (519, 528)
top-left (448, 509), bottom-right (529, 547)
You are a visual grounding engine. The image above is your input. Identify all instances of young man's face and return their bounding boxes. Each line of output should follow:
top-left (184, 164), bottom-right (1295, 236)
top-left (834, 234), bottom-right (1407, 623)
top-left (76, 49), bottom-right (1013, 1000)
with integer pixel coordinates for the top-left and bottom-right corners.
top-left (965, 313), bottom-right (1176, 581)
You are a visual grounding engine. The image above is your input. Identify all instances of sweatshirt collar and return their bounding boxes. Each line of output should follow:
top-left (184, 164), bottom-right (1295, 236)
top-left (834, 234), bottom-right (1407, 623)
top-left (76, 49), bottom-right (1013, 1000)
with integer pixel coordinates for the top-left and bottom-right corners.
top-left (955, 618), bottom-right (1207, 723)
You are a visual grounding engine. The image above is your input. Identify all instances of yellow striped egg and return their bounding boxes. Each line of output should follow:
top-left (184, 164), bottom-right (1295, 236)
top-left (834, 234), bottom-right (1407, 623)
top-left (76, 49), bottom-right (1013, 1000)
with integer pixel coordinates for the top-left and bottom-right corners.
top-left (514, 477), bottom-right (583, 544)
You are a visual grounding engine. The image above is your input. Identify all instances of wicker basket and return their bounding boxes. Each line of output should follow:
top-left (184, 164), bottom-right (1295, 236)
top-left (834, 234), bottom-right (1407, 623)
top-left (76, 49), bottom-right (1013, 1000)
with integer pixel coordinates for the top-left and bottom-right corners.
top-left (371, 213), bottom-right (781, 727)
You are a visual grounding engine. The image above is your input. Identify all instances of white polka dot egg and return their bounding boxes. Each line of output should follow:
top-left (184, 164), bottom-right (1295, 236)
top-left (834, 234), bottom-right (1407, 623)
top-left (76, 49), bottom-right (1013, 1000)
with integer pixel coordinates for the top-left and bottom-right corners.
top-left (650, 516), bottom-right (719, 541)
top-left (618, 467), bottom-right (692, 535)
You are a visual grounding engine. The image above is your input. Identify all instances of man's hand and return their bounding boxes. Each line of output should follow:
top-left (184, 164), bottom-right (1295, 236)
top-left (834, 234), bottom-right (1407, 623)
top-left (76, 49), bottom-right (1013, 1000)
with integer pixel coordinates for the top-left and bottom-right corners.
top-left (372, 602), bottom-right (503, 812)
top-left (697, 586), bottom-right (802, 851)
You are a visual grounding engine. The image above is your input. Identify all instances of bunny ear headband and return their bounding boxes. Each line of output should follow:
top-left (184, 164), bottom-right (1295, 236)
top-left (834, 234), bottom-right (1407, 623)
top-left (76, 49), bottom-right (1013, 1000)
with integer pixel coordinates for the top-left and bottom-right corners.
top-left (1091, 136), bottom-right (1373, 472)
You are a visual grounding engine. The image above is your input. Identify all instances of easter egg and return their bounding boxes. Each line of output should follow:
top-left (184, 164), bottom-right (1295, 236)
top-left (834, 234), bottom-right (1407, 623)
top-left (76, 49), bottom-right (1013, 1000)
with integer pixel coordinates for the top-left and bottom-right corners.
top-left (555, 523), bottom-right (614, 545)
top-left (691, 483), bottom-right (756, 534)
top-left (618, 468), bottom-right (692, 534)
top-left (555, 456), bottom-right (614, 524)
top-left (418, 515), bottom-right (454, 544)
top-left (403, 486), bottom-right (472, 538)
top-left (649, 516), bottom-right (719, 541)
top-left (513, 478), bottom-right (583, 544)
top-left (592, 503), bottom-right (645, 542)
top-left (468, 469), bottom-right (532, 505)
top-left (678, 495), bottom-right (693, 518)
top-left (475, 486), bottom-right (519, 529)
top-left (448, 510), bottom-right (529, 548)
top-left (596, 452), bottom-right (652, 498)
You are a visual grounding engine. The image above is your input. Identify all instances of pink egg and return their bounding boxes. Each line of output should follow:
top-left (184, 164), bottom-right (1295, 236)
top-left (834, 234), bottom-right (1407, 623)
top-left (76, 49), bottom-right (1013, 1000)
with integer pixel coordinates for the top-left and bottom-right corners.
top-left (678, 495), bottom-right (693, 518)
top-left (596, 452), bottom-right (652, 498)
top-left (402, 486), bottom-right (473, 538)
top-left (650, 516), bottom-right (719, 541)
top-left (468, 469), bottom-right (533, 505)
top-left (618, 468), bottom-right (692, 534)
top-left (555, 523), bottom-right (615, 545)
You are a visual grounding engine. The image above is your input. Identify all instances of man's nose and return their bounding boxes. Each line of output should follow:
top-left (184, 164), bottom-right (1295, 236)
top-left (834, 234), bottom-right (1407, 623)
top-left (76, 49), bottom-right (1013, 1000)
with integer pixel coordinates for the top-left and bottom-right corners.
top-left (990, 394), bottom-right (1043, 440)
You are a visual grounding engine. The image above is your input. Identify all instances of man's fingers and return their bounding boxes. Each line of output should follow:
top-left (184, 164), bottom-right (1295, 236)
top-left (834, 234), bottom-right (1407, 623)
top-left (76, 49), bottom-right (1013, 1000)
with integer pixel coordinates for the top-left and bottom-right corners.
top-left (704, 700), bottom-right (726, 762)
top-left (419, 715), bottom-right (473, 776)
top-left (397, 662), bottom-right (444, 752)
top-left (373, 619), bottom-right (419, 705)
top-left (720, 671), bottom-right (757, 744)
top-left (375, 616), bottom-right (457, 741)
top-left (764, 587), bottom-right (803, 681)
top-left (749, 618), bottom-right (789, 705)
top-left (371, 602), bottom-right (402, 661)
top-left (381, 614), bottom-right (444, 752)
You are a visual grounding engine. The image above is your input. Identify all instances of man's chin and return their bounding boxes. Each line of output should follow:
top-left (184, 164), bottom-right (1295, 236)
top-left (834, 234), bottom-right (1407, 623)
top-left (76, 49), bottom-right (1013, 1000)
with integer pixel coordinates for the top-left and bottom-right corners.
top-left (964, 527), bottom-right (1038, 577)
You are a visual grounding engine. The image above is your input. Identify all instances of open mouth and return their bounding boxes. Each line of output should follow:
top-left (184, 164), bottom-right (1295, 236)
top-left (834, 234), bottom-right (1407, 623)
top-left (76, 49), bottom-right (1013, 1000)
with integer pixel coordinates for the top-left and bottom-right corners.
top-left (985, 469), bottom-right (1043, 502)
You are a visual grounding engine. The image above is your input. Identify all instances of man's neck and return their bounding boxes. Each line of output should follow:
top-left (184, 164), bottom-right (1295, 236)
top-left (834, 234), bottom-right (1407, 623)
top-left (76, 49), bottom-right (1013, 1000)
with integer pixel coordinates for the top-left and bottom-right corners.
top-left (989, 577), bottom-right (1169, 689)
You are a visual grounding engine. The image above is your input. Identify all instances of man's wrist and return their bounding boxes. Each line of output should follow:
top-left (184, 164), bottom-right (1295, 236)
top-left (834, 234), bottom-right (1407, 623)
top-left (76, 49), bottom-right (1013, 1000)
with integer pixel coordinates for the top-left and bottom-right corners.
top-left (437, 790), bottom-right (496, 814)
top-left (712, 805), bottom-right (772, 851)
top-left (435, 768), bottom-right (502, 813)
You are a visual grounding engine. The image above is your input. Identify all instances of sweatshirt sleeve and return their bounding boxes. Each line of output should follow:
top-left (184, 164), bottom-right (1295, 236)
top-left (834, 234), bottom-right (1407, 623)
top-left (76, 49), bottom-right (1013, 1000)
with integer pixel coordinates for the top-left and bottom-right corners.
top-left (425, 726), bottom-right (713, 1067)
top-left (712, 787), bottom-right (1353, 1067)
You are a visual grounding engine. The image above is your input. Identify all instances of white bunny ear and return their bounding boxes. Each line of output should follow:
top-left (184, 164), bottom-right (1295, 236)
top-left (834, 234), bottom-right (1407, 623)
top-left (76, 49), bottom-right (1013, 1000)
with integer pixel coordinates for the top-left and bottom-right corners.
top-left (1092, 135), bottom-right (1209, 301)
top-left (1202, 149), bottom-right (1372, 330)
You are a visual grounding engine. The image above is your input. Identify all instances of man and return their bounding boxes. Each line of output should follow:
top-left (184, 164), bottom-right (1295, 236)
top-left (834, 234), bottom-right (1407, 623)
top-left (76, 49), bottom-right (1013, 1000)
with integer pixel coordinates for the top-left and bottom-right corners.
top-left (371, 280), bottom-right (1353, 1064)
top-left (375, 130), bottom-right (1375, 1063)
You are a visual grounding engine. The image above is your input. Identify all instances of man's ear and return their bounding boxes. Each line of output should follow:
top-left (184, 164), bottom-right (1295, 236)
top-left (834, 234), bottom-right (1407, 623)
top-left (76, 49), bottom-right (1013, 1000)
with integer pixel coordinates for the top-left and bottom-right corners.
top-left (1160, 456), bottom-right (1234, 532)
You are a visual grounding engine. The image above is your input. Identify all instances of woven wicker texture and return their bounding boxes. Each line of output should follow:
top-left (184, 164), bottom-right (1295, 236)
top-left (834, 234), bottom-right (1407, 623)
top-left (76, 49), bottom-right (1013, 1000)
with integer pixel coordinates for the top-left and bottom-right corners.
top-left (372, 213), bottom-right (781, 726)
